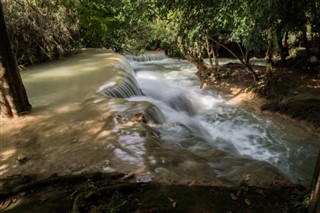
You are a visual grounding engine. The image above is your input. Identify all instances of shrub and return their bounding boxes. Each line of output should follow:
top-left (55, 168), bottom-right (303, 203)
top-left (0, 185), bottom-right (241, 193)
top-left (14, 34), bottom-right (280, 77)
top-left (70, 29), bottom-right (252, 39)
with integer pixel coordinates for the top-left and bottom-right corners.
top-left (3, 0), bottom-right (79, 65)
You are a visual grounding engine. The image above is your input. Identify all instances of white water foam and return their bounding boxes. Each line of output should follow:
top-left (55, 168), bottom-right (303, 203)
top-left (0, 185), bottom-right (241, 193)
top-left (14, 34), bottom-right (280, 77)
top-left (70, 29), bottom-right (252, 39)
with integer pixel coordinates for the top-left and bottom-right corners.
top-left (123, 56), bottom-right (319, 185)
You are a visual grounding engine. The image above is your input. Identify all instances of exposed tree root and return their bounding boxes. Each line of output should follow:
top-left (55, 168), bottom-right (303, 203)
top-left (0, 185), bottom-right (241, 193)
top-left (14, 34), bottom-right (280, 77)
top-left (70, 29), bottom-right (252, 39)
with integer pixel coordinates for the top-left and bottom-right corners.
top-left (0, 172), bottom-right (124, 201)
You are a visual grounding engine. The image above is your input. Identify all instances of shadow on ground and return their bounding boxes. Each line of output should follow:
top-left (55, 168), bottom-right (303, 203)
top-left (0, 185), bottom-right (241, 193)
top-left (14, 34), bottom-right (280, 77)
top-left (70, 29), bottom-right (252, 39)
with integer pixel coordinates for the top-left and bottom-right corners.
top-left (0, 172), bottom-right (308, 213)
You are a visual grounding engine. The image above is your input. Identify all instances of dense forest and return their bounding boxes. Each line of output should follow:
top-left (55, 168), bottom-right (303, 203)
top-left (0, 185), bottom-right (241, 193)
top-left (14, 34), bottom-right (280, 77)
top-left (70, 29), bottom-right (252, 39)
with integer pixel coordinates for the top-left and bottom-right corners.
top-left (1, 0), bottom-right (320, 212)
top-left (3, 0), bottom-right (320, 65)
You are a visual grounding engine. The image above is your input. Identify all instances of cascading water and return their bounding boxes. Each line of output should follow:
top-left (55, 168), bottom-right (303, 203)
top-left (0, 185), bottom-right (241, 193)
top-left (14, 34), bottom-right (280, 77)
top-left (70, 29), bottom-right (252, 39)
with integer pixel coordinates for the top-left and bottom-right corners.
top-left (124, 52), bottom-right (167, 62)
top-left (102, 53), bottom-right (319, 186)
top-left (99, 56), bottom-right (142, 98)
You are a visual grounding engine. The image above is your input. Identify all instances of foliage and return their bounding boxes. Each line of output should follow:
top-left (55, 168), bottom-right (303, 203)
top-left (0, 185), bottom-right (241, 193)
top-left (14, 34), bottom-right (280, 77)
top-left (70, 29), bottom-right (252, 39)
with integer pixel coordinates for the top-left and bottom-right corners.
top-left (117, 0), bottom-right (180, 55)
top-left (285, 48), bottom-right (308, 68)
top-left (149, 0), bottom-right (262, 80)
top-left (3, 0), bottom-right (174, 62)
top-left (63, 0), bottom-right (126, 50)
top-left (3, 0), bottom-right (320, 68)
top-left (3, 0), bottom-right (78, 65)
top-left (144, 0), bottom-right (320, 84)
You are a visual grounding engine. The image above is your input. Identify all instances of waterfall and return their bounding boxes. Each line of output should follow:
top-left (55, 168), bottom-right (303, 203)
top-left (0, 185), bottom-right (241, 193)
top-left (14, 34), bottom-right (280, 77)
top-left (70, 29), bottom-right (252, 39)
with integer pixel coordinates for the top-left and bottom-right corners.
top-left (97, 52), bottom-right (319, 186)
top-left (124, 52), bottom-right (167, 62)
top-left (98, 55), bottom-right (142, 98)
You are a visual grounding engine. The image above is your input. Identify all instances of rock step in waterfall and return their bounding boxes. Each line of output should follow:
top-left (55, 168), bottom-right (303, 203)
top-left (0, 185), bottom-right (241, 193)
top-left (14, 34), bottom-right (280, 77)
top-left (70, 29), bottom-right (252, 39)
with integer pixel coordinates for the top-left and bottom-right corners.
top-left (98, 55), bottom-right (142, 98)
top-left (124, 52), bottom-right (167, 62)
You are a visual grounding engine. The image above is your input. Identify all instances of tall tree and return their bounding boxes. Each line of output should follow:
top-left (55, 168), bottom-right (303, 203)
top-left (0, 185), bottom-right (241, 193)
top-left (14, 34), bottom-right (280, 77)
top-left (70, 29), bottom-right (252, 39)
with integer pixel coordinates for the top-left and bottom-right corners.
top-left (5, 0), bottom-right (79, 65)
top-left (152, 0), bottom-right (260, 81)
top-left (0, 1), bottom-right (31, 117)
top-left (309, 150), bottom-right (320, 213)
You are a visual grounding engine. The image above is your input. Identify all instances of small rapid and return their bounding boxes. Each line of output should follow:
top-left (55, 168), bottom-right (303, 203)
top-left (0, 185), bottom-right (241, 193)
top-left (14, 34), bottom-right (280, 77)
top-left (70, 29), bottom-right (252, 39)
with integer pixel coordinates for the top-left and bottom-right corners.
top-left (124, 56), bottom-right (319, 186)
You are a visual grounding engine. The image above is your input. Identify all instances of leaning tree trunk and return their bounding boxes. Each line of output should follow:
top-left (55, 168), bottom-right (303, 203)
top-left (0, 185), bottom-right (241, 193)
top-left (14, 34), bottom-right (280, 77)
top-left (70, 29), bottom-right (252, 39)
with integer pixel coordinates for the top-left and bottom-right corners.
top-left (0, 2), bottom-right (31, 117)
top-left (209, 37), bottom-right (259, 82)
top-left (179, 34), bottom-right (210, 73)
top-left (266, 28), bottom-right (274, 76)
top-left (309, 149), bottom-right (320, 213)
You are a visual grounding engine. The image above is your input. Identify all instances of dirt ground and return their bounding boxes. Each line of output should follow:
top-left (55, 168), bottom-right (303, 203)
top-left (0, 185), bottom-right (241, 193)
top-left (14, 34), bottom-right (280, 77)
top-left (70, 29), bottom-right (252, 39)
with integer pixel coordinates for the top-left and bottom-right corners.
top-left (0, 172), bottom-right (309, 213)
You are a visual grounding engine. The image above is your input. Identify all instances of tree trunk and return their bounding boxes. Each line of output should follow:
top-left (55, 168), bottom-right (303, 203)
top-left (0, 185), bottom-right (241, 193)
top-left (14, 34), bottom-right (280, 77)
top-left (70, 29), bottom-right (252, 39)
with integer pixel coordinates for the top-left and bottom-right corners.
top-left (205, 37), bottom-right (214, 69)
top-left (309, 149), bottom-right (320, 213)
top-left (0, 2), bottom-right (31, 117)
top-left (276, 27), bottom-right (285, 66)
top-left (208, 36), bottom-right (258, 82)
top-left (318, 37), bottom-right (320, 58)
top-left (302, 30), bottom-right (310, 58)
top-left (214, 46), bottom-right (219, 67)
top-left (266, 28), bottom-right (274, 74)
top-left (179, 33), bottom-right (210, 73)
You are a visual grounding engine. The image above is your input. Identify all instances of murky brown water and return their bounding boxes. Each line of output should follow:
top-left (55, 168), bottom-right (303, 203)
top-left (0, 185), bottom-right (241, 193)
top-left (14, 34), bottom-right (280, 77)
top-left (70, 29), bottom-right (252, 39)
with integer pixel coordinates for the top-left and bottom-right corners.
top-left (1, 49), bottom-right (121, 178)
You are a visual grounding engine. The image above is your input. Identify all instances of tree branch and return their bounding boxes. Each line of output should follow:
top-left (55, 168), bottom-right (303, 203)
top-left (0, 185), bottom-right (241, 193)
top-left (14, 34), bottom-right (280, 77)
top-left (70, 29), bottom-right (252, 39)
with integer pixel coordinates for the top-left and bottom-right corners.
top-left (204, 33), bottom-right (259, 81)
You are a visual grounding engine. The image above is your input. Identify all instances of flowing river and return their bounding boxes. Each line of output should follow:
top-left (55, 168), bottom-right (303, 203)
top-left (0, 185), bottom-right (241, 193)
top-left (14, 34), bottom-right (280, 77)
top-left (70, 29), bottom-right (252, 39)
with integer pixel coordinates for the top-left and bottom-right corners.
top-left (107, 54), bottom-right (320, 187)
top-left (14, 49), bottom-right (319, 187)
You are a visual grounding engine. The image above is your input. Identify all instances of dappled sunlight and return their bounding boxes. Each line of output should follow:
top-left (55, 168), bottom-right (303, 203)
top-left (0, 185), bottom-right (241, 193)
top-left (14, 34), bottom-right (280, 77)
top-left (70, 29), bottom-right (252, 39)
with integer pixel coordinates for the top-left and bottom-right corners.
top-left (0, 87), bottom-right (153, 179)
top-left (0, 199), bottom-right (23, 212)
top-left (110, 57), bottom-right (125, 61)
top-left (307, 78), bottom-right (320, 89)
top-left (88, 126), bottom-right (113, 140)
top-left (0, 164), bottom-right (9, 176)
top-left (0, 149), bottom-right (16, 161)
top-left (0, 49), bottom-right (130, 179)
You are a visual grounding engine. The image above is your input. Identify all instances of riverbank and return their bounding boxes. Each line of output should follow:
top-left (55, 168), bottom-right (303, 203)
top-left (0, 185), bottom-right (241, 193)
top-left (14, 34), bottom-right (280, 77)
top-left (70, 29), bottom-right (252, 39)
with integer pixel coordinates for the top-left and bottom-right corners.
top-left (200, 64), bottom-right (320, 137)
top-left (0, 172), bottom-right (308, 212)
